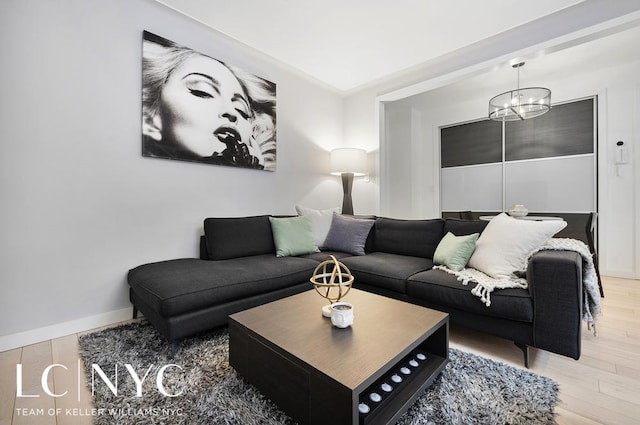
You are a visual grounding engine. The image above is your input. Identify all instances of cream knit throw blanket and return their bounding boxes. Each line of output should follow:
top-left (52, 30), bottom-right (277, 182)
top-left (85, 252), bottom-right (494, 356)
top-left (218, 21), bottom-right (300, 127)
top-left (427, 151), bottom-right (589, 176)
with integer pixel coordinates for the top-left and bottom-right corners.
top-left (434, 238), bottom-right (602, 327)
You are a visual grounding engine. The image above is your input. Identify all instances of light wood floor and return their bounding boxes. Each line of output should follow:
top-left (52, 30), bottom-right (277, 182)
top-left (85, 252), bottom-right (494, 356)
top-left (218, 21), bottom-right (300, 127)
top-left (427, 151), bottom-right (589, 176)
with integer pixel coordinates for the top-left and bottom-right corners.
top-left (1, 276), bottom-right (639, 424)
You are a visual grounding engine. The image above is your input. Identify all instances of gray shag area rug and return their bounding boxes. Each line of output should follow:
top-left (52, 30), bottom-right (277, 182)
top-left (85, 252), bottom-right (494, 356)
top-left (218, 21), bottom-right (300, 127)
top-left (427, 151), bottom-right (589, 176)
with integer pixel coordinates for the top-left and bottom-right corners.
top-left (78, 321), bottom-right (558, 425)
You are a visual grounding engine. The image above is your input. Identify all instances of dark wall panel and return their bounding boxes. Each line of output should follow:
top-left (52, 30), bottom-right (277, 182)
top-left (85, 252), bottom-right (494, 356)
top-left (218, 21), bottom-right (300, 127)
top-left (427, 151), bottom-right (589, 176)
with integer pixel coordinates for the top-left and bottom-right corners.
top-left (505, 98), bottom-right (595, 161)
top-left (441, 120), bottom-right (502, 167)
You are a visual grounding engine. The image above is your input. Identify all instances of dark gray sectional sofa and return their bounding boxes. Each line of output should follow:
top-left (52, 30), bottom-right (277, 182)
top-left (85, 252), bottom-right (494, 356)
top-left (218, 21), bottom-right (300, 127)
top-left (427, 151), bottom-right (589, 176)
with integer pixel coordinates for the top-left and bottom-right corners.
top-left (128, 215), bottom-right (584, 366)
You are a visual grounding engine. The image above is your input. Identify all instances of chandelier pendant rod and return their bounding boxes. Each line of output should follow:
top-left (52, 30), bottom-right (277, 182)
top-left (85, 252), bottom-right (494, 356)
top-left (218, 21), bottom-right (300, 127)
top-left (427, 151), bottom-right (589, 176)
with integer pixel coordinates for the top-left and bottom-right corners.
top-left (511, 62), bottom-right (525, 120)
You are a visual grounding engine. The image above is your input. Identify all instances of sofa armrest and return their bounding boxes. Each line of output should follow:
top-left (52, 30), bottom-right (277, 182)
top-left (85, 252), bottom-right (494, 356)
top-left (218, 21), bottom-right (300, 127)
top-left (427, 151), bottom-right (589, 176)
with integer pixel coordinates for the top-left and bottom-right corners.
top-left (528, 250), bottom-right (583, 359)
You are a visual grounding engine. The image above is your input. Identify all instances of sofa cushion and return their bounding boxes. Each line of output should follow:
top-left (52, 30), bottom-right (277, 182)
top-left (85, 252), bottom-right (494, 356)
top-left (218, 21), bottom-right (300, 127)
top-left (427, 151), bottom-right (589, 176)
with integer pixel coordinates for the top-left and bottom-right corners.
top-left (204, 216), bottom-right (275, 260)
top-left (406, 269), bottom-right (533, 322)
top-left (128, 255), bottom-right (318, 317)
top-left (373, 217), bottom-right (444, 258)
top-left (341, 252), bottom-right (433, 293)
top-left (269, 215), bottom-right (320, 257)
top-left (433, 232), bottom-right (479, 271)
top-left (302, 251), bottom-right (355, 262)
top-left (444, 218), bottom-right (488, 236)
top-left (356, 215), bottom-right (378, 253)
top-left (295, 205), bottom-right (340, 248)
top-left (323, 213), bottom-right (375, 256)
top-left (468, 213), bottom-right (567, 278)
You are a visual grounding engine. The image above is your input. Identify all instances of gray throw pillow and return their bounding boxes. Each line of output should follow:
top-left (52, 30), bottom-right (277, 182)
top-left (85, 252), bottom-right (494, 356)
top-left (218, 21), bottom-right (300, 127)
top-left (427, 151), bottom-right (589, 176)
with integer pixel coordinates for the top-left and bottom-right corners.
top-left (323, 213), bottom-right (375, 256)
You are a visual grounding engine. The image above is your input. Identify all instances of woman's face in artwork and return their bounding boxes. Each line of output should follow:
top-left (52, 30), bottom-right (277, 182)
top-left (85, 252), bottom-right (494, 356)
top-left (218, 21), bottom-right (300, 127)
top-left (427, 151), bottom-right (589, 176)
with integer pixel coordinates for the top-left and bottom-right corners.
top-left (153, 55), bottom-right (257, 159)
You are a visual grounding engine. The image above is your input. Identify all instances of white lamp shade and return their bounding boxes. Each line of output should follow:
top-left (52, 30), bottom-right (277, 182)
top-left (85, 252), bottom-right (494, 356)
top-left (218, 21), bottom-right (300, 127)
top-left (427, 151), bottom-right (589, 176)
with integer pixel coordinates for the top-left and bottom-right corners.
top-left (330, 148), bottom-right (367, 176)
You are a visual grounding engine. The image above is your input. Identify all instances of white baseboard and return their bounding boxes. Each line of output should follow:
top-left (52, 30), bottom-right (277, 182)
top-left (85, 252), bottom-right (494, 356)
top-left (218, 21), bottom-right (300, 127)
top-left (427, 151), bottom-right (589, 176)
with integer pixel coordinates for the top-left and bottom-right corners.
top-left (0, 307), bottom-right (134, 353)
top-left (601, 269), bottom-right (640, 280)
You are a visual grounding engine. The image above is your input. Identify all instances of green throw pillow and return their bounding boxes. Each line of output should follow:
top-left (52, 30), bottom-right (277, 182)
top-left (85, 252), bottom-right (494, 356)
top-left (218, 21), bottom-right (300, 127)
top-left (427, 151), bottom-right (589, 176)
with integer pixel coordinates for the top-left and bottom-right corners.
top-left (269, 216), bottom-right (320, 257)
top-left (433, 232), bottom-right (479, 271)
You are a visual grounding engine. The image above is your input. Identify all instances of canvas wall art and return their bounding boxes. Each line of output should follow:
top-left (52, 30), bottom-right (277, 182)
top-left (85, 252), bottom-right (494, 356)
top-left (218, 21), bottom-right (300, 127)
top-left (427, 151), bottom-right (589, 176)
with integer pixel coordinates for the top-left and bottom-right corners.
top-left (141, 31), bottom-right (277, 171)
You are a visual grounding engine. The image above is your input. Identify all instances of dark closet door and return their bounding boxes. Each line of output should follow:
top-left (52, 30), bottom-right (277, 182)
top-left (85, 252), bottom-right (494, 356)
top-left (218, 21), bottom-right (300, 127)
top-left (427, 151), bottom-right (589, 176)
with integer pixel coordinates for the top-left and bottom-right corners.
top-left (440, 97), bottom-right (596, 218)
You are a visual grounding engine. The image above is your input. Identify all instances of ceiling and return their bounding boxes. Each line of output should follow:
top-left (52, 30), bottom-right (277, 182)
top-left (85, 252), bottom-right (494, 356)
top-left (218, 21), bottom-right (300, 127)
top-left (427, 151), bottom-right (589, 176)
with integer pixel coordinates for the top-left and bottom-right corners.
top-left (158, 0), bottom-right (640, 93)
top-left (398, 22), bottom-right (640, 108)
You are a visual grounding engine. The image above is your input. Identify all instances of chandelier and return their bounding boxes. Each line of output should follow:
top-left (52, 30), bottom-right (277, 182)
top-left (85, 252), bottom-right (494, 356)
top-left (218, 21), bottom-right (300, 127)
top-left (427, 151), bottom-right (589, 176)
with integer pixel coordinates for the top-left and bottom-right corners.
top-left (488, 62), bottom-right (551, 121)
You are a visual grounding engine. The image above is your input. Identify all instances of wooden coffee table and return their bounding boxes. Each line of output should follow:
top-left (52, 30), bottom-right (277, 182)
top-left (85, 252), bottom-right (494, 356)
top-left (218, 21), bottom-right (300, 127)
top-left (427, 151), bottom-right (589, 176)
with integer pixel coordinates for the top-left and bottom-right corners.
top-left (228, 289), bottom-right (449, 425)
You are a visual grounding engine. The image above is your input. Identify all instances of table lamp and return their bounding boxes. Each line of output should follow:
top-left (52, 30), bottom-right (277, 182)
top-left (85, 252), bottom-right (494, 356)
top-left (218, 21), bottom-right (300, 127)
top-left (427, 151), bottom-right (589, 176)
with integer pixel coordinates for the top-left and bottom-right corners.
top-left (330, 148), bottom-right (367, 215)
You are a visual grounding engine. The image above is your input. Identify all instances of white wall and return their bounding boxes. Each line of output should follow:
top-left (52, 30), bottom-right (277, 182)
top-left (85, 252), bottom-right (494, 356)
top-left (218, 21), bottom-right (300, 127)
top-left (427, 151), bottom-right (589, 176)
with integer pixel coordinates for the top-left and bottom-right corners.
top-left (381, 56), bottom-right (640, 279)
top-left (341, 90), bottom-right (380, 216)
top-left (0, 0), bottom-right (349, 349)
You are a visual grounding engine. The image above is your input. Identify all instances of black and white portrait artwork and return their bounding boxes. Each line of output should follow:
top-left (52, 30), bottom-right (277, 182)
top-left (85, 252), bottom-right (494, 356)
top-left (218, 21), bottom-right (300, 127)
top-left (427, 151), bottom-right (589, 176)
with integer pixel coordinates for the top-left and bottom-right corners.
top-left (142, 31), bottom-right (276, 171)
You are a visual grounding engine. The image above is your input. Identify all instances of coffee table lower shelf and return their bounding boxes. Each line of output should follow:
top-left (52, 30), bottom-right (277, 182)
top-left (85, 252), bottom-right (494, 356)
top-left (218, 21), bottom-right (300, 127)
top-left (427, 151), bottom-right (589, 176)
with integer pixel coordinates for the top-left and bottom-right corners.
top-left (229, 318), bottom-right (448, 425)
top-left (357, 345), bottom-right (447, 425)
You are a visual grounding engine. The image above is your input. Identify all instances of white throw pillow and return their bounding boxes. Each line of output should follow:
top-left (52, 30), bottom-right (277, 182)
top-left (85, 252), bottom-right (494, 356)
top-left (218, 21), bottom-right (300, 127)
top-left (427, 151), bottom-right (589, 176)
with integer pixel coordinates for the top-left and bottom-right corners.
top-left (295, 205), bottom-right (341, 248)
top-left (467, 213), bottom-right (566, 279)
